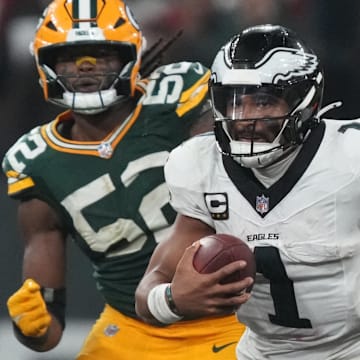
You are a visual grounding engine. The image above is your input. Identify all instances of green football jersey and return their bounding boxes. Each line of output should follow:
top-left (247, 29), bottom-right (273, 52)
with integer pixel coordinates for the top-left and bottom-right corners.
top-left (3, 61), bottom-right (210, 317)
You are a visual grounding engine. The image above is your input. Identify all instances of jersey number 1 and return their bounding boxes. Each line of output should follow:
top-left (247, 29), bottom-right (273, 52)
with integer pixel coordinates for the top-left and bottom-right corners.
top-left (254, 246), bottom-right (312, 328)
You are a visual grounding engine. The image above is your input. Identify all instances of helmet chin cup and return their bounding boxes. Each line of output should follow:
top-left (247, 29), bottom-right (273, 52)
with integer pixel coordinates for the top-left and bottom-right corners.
top-left (232, 154), bottom-right (271, 168)
top-left (230, 140), bottom-right (284, 168)
top-left (60, 89), bottom-right (119, 114)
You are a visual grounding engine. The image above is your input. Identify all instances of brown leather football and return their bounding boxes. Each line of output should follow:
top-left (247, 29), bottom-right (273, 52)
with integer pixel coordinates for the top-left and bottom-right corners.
top-left (193, 233), bottom-right (256, 291)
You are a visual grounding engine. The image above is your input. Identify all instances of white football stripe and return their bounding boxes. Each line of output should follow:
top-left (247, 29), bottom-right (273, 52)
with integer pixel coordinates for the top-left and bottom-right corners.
top-left (78, 0), bottom-right (91, 29)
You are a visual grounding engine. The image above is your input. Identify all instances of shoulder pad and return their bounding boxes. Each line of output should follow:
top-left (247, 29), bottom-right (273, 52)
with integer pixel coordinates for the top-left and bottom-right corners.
top-left (142, 62), bottom-right (210, 117)
top-left (2, 126), bottom-right (46, 197)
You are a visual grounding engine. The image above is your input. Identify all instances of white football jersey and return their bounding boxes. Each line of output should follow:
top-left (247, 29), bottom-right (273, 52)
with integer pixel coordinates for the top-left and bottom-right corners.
top-left (164, 119), bottom-right (360, 360)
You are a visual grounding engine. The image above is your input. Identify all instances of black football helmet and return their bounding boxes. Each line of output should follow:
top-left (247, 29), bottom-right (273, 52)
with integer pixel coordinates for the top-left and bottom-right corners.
top-left (210, 24), bottom-right (324, 168)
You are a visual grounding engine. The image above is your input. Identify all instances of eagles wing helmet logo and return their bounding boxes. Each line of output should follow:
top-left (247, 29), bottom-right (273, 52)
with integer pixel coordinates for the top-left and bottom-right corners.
top-left (255, 47), bottom-right (318, 84)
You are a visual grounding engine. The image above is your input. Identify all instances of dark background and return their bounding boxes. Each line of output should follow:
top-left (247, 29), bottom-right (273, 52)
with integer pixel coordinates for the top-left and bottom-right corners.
top-left (0, 0), bottom-right (359, 357)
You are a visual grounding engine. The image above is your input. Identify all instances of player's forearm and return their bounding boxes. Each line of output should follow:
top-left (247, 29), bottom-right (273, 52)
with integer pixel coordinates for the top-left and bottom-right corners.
top-left (135, 263), bottom-right (188, 327)
top-left (135, 279), bottom-right (165, 326)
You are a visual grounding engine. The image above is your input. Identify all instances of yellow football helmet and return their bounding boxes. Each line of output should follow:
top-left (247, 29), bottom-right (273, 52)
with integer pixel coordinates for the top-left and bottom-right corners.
top-left (31, 0), bottom-right (145, 114)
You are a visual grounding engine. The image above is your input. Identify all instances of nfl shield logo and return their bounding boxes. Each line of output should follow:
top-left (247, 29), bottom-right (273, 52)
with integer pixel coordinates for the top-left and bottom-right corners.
top-left (97, 142), bottom-right (113, 158)
top-left (104, 324), bottom-right (119, 337)
top-left (256, 194), bottom-right (269, 214)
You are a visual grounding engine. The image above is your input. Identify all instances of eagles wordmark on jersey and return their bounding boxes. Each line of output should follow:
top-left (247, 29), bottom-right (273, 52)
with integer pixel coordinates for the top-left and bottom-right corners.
top-left (165, 118), bottom-right (360, 359)
top-left (3, 61), bottom-right (209, 318)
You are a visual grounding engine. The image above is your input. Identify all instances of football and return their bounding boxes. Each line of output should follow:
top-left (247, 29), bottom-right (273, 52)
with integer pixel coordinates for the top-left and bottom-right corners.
top-left (193, 233), bottom-right (256, 291)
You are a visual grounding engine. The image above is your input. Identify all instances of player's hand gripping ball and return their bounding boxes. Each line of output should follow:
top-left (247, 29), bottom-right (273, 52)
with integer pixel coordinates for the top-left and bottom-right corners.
top-left (193, 234), bottom-right (256, 292)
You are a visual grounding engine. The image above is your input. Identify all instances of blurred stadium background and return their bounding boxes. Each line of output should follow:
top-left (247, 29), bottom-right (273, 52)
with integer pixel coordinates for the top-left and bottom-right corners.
top-left (0, 0), bottom-right (359, 358)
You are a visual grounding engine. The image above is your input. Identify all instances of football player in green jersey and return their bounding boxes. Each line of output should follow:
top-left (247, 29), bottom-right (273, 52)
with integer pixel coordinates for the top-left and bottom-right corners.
top-left (2, 0), bottom-right (245, 359)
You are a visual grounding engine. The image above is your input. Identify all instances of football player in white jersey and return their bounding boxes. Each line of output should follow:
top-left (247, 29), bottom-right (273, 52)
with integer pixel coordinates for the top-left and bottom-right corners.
top-left (135, 24), bottom-right (360, 359)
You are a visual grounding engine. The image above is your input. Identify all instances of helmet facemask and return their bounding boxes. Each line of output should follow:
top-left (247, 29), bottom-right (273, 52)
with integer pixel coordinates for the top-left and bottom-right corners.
top-left (211, 80), bottom-right (320, 168)
top-left (39, 42), bottom-right (137, 114)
